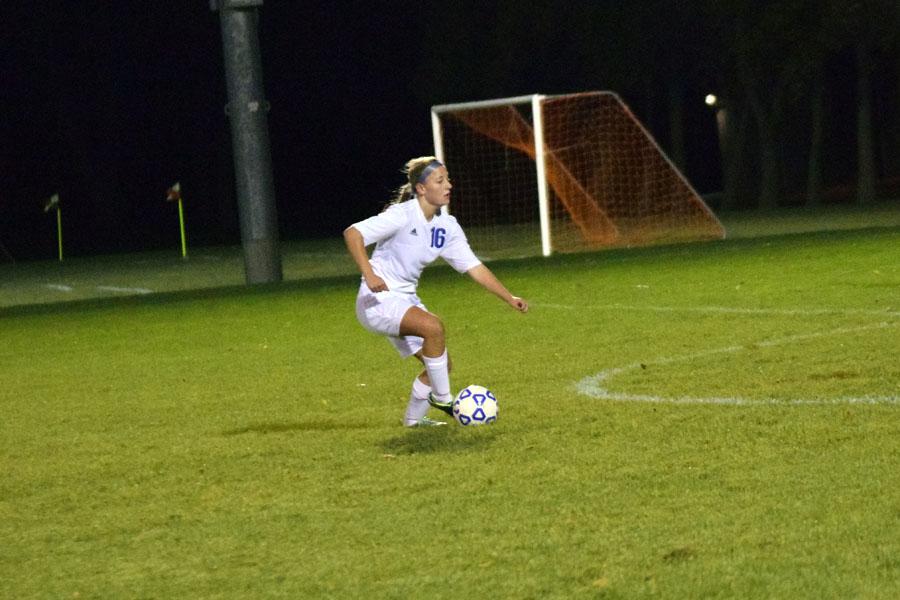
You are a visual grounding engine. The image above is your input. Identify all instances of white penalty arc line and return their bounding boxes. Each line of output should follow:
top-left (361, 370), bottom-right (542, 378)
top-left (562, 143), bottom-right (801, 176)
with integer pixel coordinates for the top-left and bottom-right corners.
top-left (576, 322), bottom-right (900, 406)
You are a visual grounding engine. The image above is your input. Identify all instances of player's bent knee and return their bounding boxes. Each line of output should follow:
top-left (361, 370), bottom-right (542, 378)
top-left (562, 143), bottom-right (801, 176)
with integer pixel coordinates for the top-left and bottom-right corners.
top-left (400, 307), bottom-right (444, 340)
top-left (425, 315), bottom-right (445, 339)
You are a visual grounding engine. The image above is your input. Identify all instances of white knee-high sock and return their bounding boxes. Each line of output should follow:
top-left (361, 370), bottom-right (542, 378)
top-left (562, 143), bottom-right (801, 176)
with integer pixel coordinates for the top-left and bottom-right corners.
top-left (404, 377), bottom-right (432, 426)
top-left (422, 349), bottom-right (452, 403)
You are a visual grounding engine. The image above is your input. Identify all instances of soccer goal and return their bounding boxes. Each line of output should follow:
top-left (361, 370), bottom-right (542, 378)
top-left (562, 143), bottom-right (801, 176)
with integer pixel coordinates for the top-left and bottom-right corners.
top-left (431, 92), bottom-right (725, 258)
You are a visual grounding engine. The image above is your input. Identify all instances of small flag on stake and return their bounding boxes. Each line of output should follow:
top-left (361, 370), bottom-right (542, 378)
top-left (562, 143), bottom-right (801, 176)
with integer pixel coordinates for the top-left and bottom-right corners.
top-left (166, 182), bottom-right (181, 202)
top-left (166, 182), bottom-right (187, 258)
top-left (43, 193), bottom-right (63, 261)
top-left (44, 193), bottom-right (60, 213)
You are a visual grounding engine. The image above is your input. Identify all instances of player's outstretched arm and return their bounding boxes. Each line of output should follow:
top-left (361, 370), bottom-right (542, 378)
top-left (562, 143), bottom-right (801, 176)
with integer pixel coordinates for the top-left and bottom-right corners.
top-left (466, 264), bottom-right (528, 313)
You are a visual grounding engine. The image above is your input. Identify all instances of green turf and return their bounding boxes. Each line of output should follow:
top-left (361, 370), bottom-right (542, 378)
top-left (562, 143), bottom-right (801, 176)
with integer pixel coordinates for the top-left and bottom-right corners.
top-left (1, 223), bottom-right (899, 597)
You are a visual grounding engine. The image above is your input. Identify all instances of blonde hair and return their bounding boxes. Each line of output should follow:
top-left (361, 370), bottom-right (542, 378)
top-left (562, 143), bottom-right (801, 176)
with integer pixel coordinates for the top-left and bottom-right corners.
top-left (389, 156), bottom-right (441, 205)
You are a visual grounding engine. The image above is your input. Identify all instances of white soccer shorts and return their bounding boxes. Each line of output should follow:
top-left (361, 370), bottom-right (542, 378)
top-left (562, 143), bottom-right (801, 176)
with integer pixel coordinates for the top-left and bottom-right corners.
top-left (355, 282), bottom-right (426, 357)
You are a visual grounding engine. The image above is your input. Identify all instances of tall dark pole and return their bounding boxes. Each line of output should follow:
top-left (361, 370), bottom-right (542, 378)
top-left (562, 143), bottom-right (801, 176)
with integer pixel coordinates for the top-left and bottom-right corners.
top-left (212, 0), bottom-right (282, 284)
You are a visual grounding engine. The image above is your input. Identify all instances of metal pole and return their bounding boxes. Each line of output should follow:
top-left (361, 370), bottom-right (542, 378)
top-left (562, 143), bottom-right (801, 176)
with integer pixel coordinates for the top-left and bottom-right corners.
top-left (213, 0), bottom-right (282, 284)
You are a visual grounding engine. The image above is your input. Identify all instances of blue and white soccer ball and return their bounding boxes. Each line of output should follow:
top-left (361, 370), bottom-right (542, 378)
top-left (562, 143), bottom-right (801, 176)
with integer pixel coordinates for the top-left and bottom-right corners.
top-left (453, 385), bottom-right (498, 426)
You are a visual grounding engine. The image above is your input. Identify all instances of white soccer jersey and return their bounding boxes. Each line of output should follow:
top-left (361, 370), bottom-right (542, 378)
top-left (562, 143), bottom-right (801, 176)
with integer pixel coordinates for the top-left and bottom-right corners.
top-left (350, 198), bottom-right (482, 293)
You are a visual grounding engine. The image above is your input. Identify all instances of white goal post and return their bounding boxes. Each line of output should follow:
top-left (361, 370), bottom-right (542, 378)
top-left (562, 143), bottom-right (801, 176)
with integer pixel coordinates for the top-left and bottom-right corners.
top-left (430, 92), bottom-right (725, 259)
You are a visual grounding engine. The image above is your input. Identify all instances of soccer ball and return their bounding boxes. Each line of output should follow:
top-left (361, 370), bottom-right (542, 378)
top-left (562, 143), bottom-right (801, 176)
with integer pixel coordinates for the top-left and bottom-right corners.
top-left (453, 385), bottom-right (498, 426)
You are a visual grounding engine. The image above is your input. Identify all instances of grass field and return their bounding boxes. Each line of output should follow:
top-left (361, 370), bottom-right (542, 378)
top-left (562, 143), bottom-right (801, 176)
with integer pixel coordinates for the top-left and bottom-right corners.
top-left (1, 208), bottom-right (899, 598)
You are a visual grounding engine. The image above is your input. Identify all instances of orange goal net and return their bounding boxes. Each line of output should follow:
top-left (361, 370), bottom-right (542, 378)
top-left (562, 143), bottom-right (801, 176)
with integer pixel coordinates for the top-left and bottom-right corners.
top-left (432, 92), bottom-right (725, 257)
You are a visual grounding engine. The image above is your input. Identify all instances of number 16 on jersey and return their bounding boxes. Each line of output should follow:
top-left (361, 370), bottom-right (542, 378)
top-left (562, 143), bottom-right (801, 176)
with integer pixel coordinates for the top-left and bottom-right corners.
top-left (430, 227), bottom-right (446, 248)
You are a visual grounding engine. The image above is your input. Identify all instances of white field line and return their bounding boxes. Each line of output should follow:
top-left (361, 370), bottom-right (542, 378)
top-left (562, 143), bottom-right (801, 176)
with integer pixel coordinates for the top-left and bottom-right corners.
top-left (576, 321), bottom-right (899, 406)
top-left (44, 283), bottom-right (155, 295)
top-left (537, 302), bottom-right (900, 318)
top-left (96, 285), bottom-right (153, 295)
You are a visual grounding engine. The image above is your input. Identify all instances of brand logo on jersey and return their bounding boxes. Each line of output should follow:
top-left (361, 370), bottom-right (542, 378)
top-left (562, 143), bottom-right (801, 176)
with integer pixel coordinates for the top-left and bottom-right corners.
top-left (409, 228), bottom-right (418, 236)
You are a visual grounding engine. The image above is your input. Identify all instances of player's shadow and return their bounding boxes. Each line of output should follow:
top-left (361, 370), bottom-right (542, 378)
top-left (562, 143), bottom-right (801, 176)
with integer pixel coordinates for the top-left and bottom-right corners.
top-left (379, 426), bottom-right (499, 455)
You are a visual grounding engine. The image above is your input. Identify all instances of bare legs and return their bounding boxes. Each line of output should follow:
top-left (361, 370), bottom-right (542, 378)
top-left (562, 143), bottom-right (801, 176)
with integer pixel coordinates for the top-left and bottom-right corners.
top-left (399, 306), bottom-right (446, 358)
top-left (400, 306), bottom-right (453, 403)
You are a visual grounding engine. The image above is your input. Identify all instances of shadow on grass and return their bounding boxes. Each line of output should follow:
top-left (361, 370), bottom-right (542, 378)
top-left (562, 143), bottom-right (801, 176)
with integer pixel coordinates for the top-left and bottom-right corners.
top-left (222, 420), bottom-right (370, 436)
top-left (379, 425), bottom-right (500, 455)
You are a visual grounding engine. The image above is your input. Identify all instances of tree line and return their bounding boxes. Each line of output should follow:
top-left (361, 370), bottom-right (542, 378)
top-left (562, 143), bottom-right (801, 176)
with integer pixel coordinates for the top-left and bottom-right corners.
top-left (416, 1), bottom-right (900, 209)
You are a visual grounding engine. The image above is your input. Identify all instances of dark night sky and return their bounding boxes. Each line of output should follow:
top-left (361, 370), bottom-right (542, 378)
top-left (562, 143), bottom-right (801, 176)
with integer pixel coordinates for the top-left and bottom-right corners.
top-left (2, 2), bottom-right (732, 260)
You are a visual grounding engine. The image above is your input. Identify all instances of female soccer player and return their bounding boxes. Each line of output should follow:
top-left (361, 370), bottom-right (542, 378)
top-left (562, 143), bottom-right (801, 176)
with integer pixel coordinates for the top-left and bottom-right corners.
top-left (344, 156), bottom-right (528, 426)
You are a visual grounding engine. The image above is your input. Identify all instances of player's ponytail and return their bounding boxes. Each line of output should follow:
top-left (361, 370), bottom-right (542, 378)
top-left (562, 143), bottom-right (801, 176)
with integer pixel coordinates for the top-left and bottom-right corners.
top-left (389, 183), bottom-right (414, 206)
